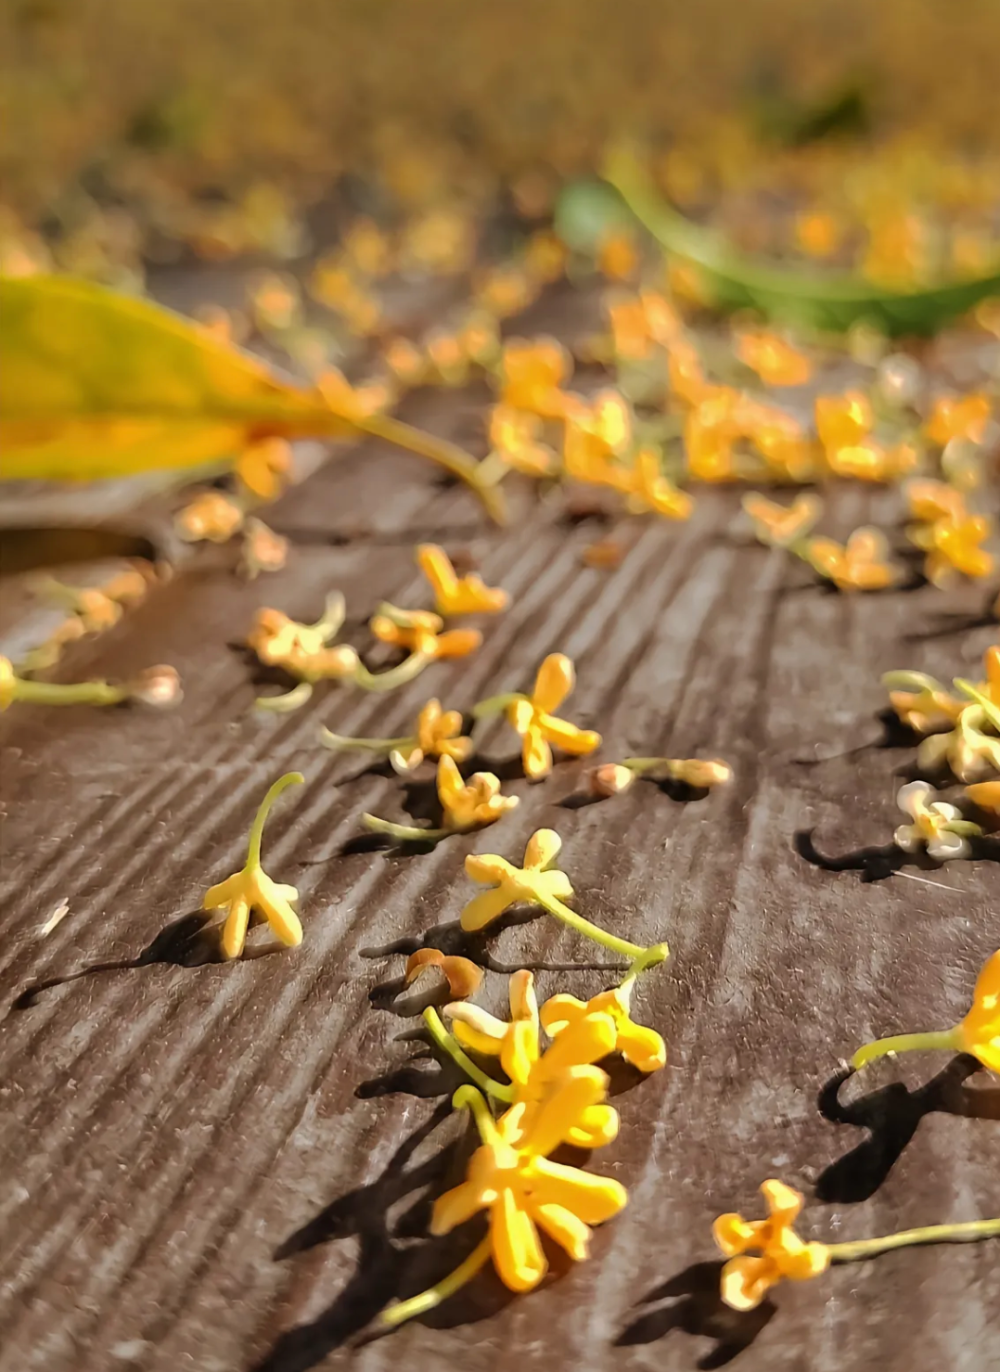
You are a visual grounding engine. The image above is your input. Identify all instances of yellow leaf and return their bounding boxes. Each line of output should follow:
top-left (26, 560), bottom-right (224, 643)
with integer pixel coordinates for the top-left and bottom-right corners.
top-left (0, 275), bottom-right (503, 521)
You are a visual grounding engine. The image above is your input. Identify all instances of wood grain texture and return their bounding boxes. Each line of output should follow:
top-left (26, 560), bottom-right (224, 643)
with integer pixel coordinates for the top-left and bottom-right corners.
top-left (1, 289), bottom-right (999, 1372)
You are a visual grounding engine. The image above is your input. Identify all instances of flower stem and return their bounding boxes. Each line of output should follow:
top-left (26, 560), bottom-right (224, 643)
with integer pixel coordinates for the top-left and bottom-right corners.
top-left (354, 653), bottom-right (430, 693)
top-left (319, 728), bottom-right (412, 753)
top-left (956, 679), bottom-right (1000, 734)
top-left (247, 772), bottom-right (304, 868)
top-left (538, 893), bottom-right (651, 961)
top-left (850, 1026), bottom-right (962, 1072)
top-left (313, 591), bottom-right (346, 641)
top-left (453, 1084), bottom-right (500, 1141)
top-left (13, 678), bottom-right (127, 707)
top-left (621, 756), bottom-right (667, 776)
top-left (475, 451), bottom-right (512, 488)
top-left (472, 691), bottom-right (525, 720)
top-left (362, 814), bottom-right (450, 843)
top-left (828, 1217), bottom-right (1000, 1264)
top-left (423, 1009), bottom-right (514, 1102)
top-left (380, 1235), bottom-right (493, 1329)
top-left (255, 682), bottom-right (314, 713)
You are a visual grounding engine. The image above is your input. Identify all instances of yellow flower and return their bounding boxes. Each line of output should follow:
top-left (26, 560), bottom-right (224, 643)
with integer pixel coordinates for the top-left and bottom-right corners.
top-left (925, 392), bottom-right (992, 447)
top-left (597, 231), bottom-right (639, 281)
top-left (922, 514), bottom-right (995, 586)
top-left (0, 656), bottom-right (17, 710)
top-left (541, 981), bottom-right (667, 1073)
top-left (713, 1179), bottom-right (830, 1311)
top-left (240, 517), bottom-right (289, 579)
top-left (507, 653), bottom-right (602, 779)
top-left (684, 389), bottom-right (741, 482)
top-left (627, 449), bottom-right (693, 520)
top-left (235, 438), bottom-right (293, 502)
top-left (382, 336), bottom-right (427, 387)
top-left (735, 331), bottom-right (812, 387)
top-left (416, 544), bottom-right (509, 616)
top-left (430, 1072), bottom-right (628, 1292)
top-left (884, 673), bottom-right (965, 735)
top-left (446, 970), bottom-right (620, 1148)
top-left (461, 828), bottom-right (573, 932)
top-left (487, 405), bottom-right (555, 478)
top-left (957, 949), bottom-right (1000, 1072)
top-left (436, 755), bottom-right (519, 832)
top-left (894, 780), bottom-right (979, 860)
top-left (562, 391), bottom-right (634, 490)
top-left (742, 492), bottom-right (822, 549)
top-left (667, 340), bottom-right (712, 408)
top-left (317, 366), bottom-right (391, 422)
top-left (826, 438), bottom-right (916, 482)
top-left (917, 704), bottom-right (1000, 784)
top-left (500, 336), bottom-right (572, 417)
top-left (607, 295), bottom-right (654, 361)
top-left (906, 478), bottom-right (967, 525)
top-left (370, 605), bottom-right (482, 660)
top-left (202, 773), bottom-right (304, 960)
top-left (806, 528), bottom-right (900, 592)
top-left (176, 490), bottom-right (245, 544)
top-left (389, 697), bottom-right (473, 774)
top-left (248, 596), bottom-right (359, 683)
top-left (814, 390), bottom-right (873, 458)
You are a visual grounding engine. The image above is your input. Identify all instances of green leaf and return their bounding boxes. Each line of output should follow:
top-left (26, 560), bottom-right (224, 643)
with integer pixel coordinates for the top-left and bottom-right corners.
top-left (598, 149), bottom-right (1000, 336)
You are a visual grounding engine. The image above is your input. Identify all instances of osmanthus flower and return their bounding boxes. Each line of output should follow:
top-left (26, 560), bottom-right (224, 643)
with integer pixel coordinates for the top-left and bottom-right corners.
top-left (735, 331), bottom-right (812, 387)
top-left (416, 544), bottom-right (509, 616)
top-left (825, 438), bottom-right (917, 483)
top-left (322, 696), bottom-right (472, 776)
top-left (176, 490), bottom-right (245, 544)
top-left (626, 449), bottom-right (694, 521)
top-left (882, 670), bottom-right (966, 735)
top-left (713, 1180), bottom-right (831, 1311)
top-left (924, 391), bottom-right (992, 447)
top-left (381, 336), bottom-right (428, 389)
top-left (561, 391), bottom-right (635, 491)
top-left (541, 978), bottom-right (667, 1074)
top-left (920, 513), bottom-right (995, 587)
top-left (239, 517), bottom-right (289, 579)
top-left (893, 780), bottom-right (981, 861)
top-left (369, 604), bottom-right (482, 662)
top-left (587, 756), bottom-right (732, 797)
top-left (916, 704), bottom-right (1000, 783)
top-left (905, 478), bottom-right (967, 526)
top-left (381, 1074), bottom-right (628, 1325)
top-left (597, 230), bottom-right (639, 281)
top-left (805, 527), bottom-right (901, 592)
top-left (248, 592), bottom-right (360, 711)
top-left (317, 366), bottom-right (393, 422)
top-left (852, 946), bottom-right (1000, 1076)
top-left (474, 653), bottom-right (601, 781)
top-left (0, 654), bottom-right (181, 711)
top-left (814, 389), bottom-right (874, 460)
top-left (362, 755), bottom-right (518, 844)
top-left (684, 389), bottom-right (741, 482)
top-left (235, 437), bottom-right (293, 502)
top-left (202, 772), bottom-right (305, 961)
top-left (741, 492), bottom-right (822, 550)
top-left (499, 336), bottom-right (573, 418)
top-left (459, 828), bottom-right (668, 964)
top-left (714, 1177), bottom-right (1000, 1312)
top-left (34, 564), bottom-right (151, 635)
top-left (486, 405), bottom-right (555, 479)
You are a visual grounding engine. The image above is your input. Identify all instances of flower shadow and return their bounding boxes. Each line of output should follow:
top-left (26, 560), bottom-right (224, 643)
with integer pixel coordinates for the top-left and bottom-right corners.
top-left (789, 707), bottom-right (920, 768)
top-left (793, 828), bottom-right (911, 883)
top-left (816, 1058), bottom-right (1000, 1203)
top-left (616, 1260), bottom-right (774, 1369)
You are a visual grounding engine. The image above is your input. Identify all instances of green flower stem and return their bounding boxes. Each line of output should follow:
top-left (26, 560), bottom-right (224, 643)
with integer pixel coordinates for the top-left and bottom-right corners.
top-left (956, 679), bottom-right (1000, 734)
top-left (537, 892), bottom-right (653, 962)
top-left (380, 1235), bottom-right (492, 1329)
top-left (422, 1008), bottom-right (514, 1102)
top-left (623, 942), bottom-right (671, 982)
top-left (621, 756), bottom-right (669, 776)
top-left (255, 682), bottom-right (314, 713)
top-left (362, 814), bottom-right (450, 843)
top-left (472, 691), bottom-right (525, 720)
top-left (354, 653), bottom-right (430, 693)
top-left (319, 727), bottom-right (413, 753)
top-left (475, 451), bottom-right (513, 488)
top-left (247, 772), bottom-right (304, 868)
top-left (13, 677), bottom-right (127, 707)
top-left (883, 670), bottom-right (946, 693)
top-left (313, 591), bottom-right (346, 641)
top-left (851, 1026), bottom-right (962, 1072)
top-left (828, 1217), bottom-right (1000, 1264)
top-left (453, 1084), bottom-right (500, 1141)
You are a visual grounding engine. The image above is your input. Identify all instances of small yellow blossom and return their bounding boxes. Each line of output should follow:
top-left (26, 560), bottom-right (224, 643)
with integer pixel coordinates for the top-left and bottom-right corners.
top-left (391, 698), bottom-right (473, 774)
top-left (925, 392), bottom-right (992, 448)
top-left (429, 1073), bottom-right (628, 1293)
top-left (541, 982), bottom-right (667, 1073)
top-left (906, 478), bottom-right (967, 525)
top-left (317, 366), bottom-right (392, 422)
top-left (416, 544), bottom-right (509, 616)
top-left (917, 705), bottom-right (1000, 783)
top-left (505, 653), bottom-right (601, 780)
top-left (714, 1180), bottom-right (830, 1311)
top-left (425, 329), bottom-right (470, 387)
top-left (488, 405), bottom-right (555, 478)
top-left (627, 449), bottom-right (694, 520)
top-left (240, 517), bottom-right (289, 579)
top-left (436, 755), bottom-right (519, 832)
top-left (806, 528), bottom-right (900, 592)
top-left (202, 772), bottom-right (305, 961)
top-left (500, 337), bottom-right (572, 418)
top-left (562, 392), bottom-right (634, 490)
top-left (922, 515), bottom-right (995, 587)
top-left (735, 331), bottom-right (812, 387)
top-left (370, 605), bottom-right (482, 660)
top-left (742, 493), bottom-right (822, 549)
top-left (588, 762), bottom-right (636, 796)
top-left (883, 671), bottom-right (965, 735)
top-left (684, 389), bottom-right (741, 482)
top-left (176, 490), bottom-right (245, 544)
top-left (382, 336), bottom-right (427, 387)
top-left (248, 595), bottom-right (359, 683)
top-left (826, 439), bottom-right (917, 482)
top-left (235, 438), bottom-right (293, 502)
top-left (667, 340), bottom-right (712, 408)
top-left (607, 295), bottom-right (654, 361)
top-left (475, 264), bottom-right (536, 318)
top-left (462, 829), bottom-right (574, 932)
top-left (794, 210), bottom-right (841, 259)
top-left (814, 390), bottom-right (873, 458)
top-left (894, 780), bottom-right (980, 860)
top-left (597, 231), bottom-right (639, 281)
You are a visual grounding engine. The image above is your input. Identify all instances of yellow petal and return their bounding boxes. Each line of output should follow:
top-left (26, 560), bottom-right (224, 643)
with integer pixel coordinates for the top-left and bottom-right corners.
top-left (537, 1011), bottom-right (617, 1077)
top-left (531, 1201), bottom-right (592, 1262)
top-left (779, 1236), bottom-right (831, 1282)
top-left (533, 653), bottom-right (574, 713)
top-left (446, 1002), bottom-right (509, 1049)
top-left (417, 544), bottom-right (458, 598)
top-left (501, 1017), bottom-right (540, 1086)
top-left (539, 993), bottom-right (589, 1037)
top-left (528, 1156), bottom-right (628, 1224)
top-left (461, 887), bottom-right (515, 932)
top-left (540, 716), bottom-right (602, 755)
top-left (616, 1019), bottom-right (667, 1072)
top-left (712, 1213), bottom-right (760, 1257)
top-left (255, 880), bottom-right (303, 948)
top-left (720, 1255), bottom-right (776, 1311)
top-left (565, 1103), bottom-right (620, 1149)
top-left (522, 1064), bottom-right (609, 1157)
top-left (435, 629), bottom-right (483, 659)
top-left (436, 754), bottom-right (464, 808)
top-left (221, 895), bottom-right (252, 961)
top-left (464, 852), bottom-right (511, 885)
top-left (431, 1178), bottom-right (487, 1235)
top-left (389, 744), bottom-right (423, 774)
top-left (523, 725), bottom-right (553, 780)
top-left (202, 872), bottom-right (244, 910)
top-left (520, 836), bottom-right (560, 881)
top-left (492, 1189), bottom-right (547, 1292)
top-left (760, 1179), bottom-right (805, 1225)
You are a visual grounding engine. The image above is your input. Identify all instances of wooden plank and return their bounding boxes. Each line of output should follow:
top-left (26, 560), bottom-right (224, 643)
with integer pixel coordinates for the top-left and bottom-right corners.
top-left (0, 305), bottom-right (998, 1372)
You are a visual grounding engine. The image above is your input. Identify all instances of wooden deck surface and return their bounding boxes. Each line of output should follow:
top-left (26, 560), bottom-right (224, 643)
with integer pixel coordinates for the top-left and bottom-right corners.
top-left (0, 275), bottom-right (998, 1372)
